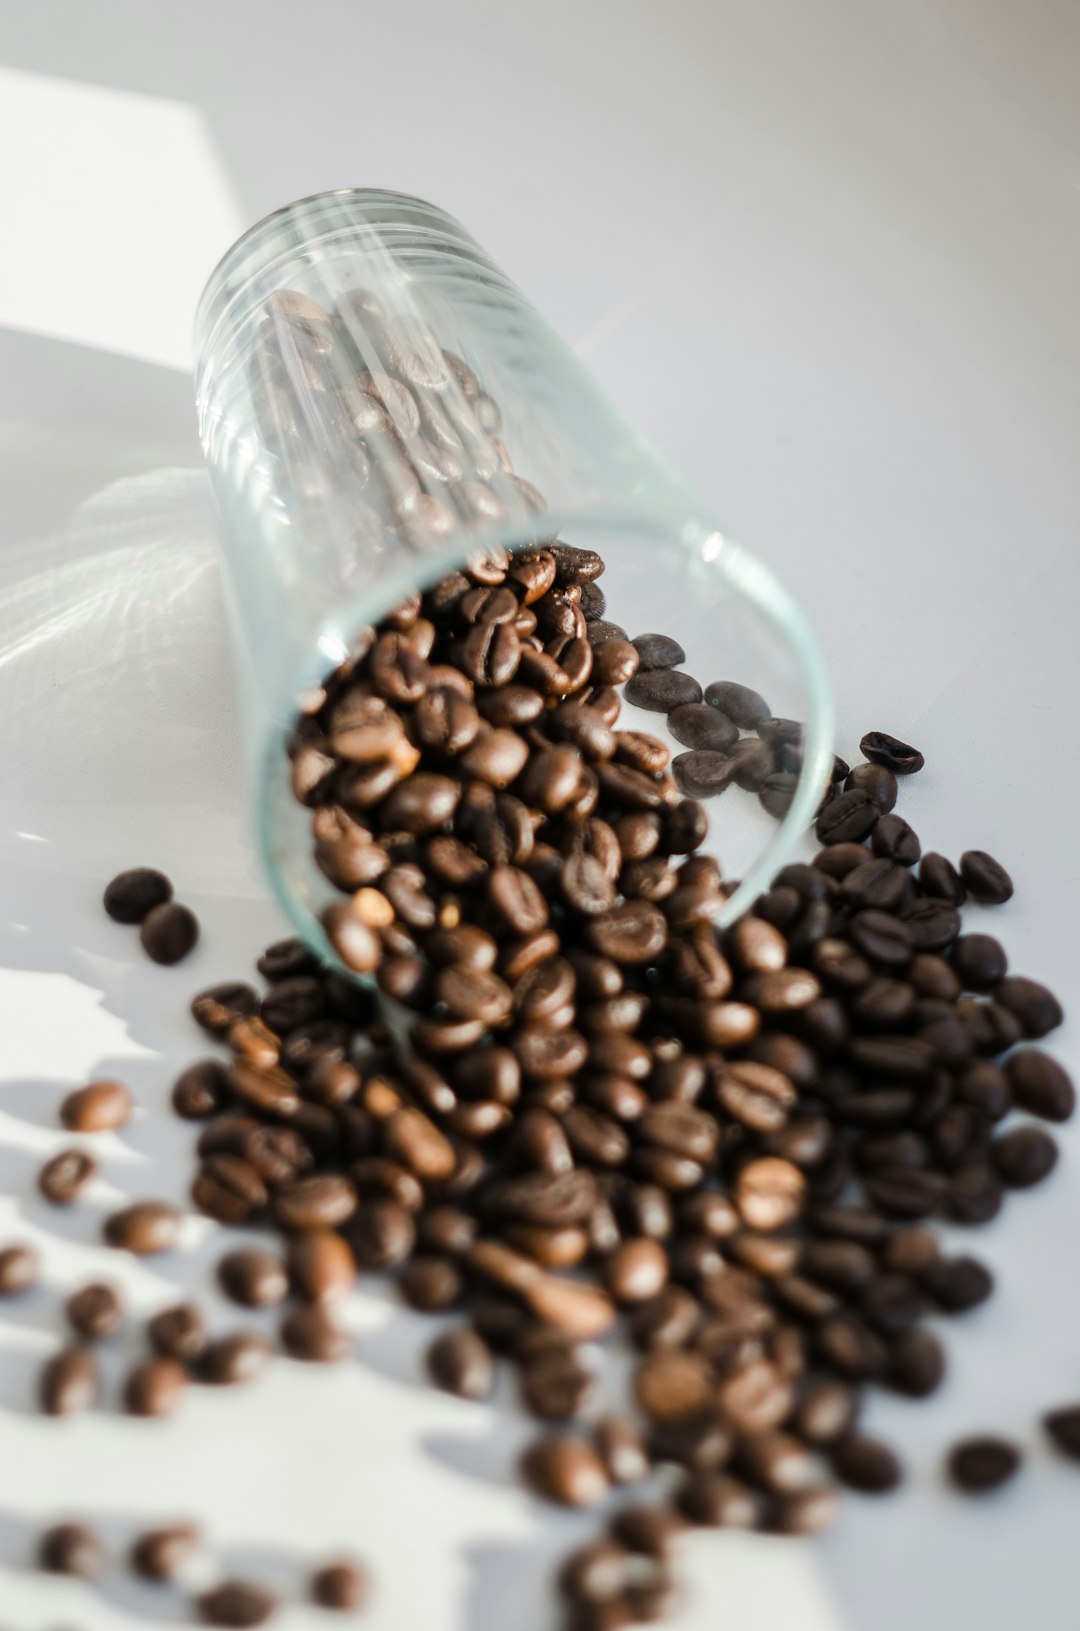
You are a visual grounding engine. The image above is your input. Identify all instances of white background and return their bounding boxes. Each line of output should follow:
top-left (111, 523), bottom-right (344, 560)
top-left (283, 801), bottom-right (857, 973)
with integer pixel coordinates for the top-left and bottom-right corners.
top-left (0, 3), bottom-right (1078, 1628)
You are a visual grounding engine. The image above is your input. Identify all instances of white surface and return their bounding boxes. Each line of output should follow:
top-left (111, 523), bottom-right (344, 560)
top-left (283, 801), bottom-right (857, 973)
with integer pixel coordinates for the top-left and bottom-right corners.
top-left (0, 3), bottom-right (1078, 1628)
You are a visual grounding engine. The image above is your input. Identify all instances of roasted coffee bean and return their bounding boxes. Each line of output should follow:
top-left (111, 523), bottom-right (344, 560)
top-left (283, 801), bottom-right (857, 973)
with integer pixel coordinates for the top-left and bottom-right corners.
top-left (887, 1328), bottom-right (945, 1397)
top-left (844, 762), bottom-right (898, 812)
top-left (217, 1248), bottom-right (288, 1308)
top-left (919, 852), bottom-right (965, 904)
top-left (604, 1239), bottom-right (669, 1305)
top-left (793, 1378), bottom-right (859, 1444)
top-left (287, 1230), bottom-right (356, 1304)
top-left (172, 1059), bottom-right (229, 1119)
top-left (38, 1147), bottom-right (96, 1205)
top-left (952, 933), bottom-right (1007, 992)
top-left (280, 1304), bottom-right (349, 1362)
top-left (900, 899), bottom-right (961, 952)
top-left (815, 789), bottom-right (879, 844)
top-left (66, 1281), bottom-right (122, 1340)
top-left (40, 1343), bottom-right (99, 1415)
top-left (758, 771), bottom-right (798, 818)
top-left (831, 1434), bottom-right (902, 1493)
top-left (633, 1350), bottom-right (715, 1424)
top-left (273, 1174), bottom-right (357, 1230)
top-left (848, 911), bottom-right (913, 966)
top-left (521, 1435), bottom-right (610, 1507)
top-left (103, 866), bottom-right (173, 923)
top-left (668, 703), bottom-right (738, 752)
top-left (258, 937), bottom-right (319, 981)
top-left (260, 975), bottom-right (325, 1034)
top-left (521, 1350), bottom-right (594, 1421)
top-left (623, 669), bottom-right (702, 712)
top-left (860, 731), bottom-right (923, 775)
top-left (1043, 1406), bottom-right (1080, 1460)
top-left (149, 1302), bottom-right (206, 1362)
top-left (701, 680), bottom-right (768, 727)
top-left (839, 858), bottom-right (909, 912)
top-left (40, 1520), bottom-right (103, 1577)
top-left (197, 1580), bottom-right (278, 1626)
top-left (104, 1201), bottom-right (183, 1255)
top-left (140, 901), bottom-right (200, 964)
top-left (347, 1197), bottom-right (416, 1269)
top-left (197, 1332), bottom-right (273, 1387)
top-left (60, 1078), bottom-right (133, 1132)
top-left (310, 1559), bottom-right (369, 1611)
top-left (947, 1436), bottom-right (1020, 1493)
top-left (1005, 1049), bottom-right (1075, 1122)
top-left (631, 633), bottom-right (685, 670)
top-left (870, 813), bottom-right (921, 865)
top-left (672, 750), bottom-right (734, 798)
top-left (131, 1524), bottom-right (200, 1581)
top-left (676, 1472), bottom-right (762, 1529)
top-left (193, 1155), bottom-right (268, 1224)
top-left (959, 849), bottom-right (1014, 905)
top-left (992, 1124), bottom-right (1058, 1188)
top-left (995, 975), bottom-right (1063, 1038)
top-left (124, 1354), bottom-right (187, 1417)
top-left (399, 1253), bottom-right (463, 1311)
top-left (920, 1255), bottom-right (993, 1313)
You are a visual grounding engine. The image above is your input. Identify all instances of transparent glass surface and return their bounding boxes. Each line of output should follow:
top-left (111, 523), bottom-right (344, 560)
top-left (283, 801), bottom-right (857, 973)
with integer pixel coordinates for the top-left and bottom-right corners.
top-left (194, 189), bottom-right (833, 962)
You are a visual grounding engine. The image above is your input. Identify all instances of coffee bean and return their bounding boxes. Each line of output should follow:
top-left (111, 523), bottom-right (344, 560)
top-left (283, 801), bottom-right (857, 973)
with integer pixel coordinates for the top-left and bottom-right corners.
top-left (1043, 1406), bottom-right (1080, 1460)
top-left (699, 680), bottom-right (768, 729)
top-left (871, 813), bottom-right (921, 865)
top-left (521, 1349), bottom-right (593, 1421)
top-left (593, 1414), bottom-right (650, 1485)
top-left (40, 1343), bottom-right (98, 1415)
top-left (40, 1520), bottom-right (102, 1576)
top-left (347, 1197), bottom-right (416, 1269)
top-left (193, 1155), bottom-right (268, 1223)
top-left (631, 633), bottom-right (685, 670)
top-left (192, 982), bottom-right (260, 1035)
top-left (815, 790), bottom-right (879, 844)
top-left (310, 1559), bottom-right (369, 1611)
top-left (586, 901), bottom-right (667, 964)
top-left (273, 1174), bottom-right (357, 1230)
top-left (604, 1239), bottom-right (669, 1305)
top-left (218, 1248), bottom-right (288, 1308)
top-left (197, 1580), bottom-right (278, 1626)
top-left (667, 703), bottom-right (738, 752)
top-left (0, 1242), bottom-right (39, 1296)
top-left (104, 1201), bottom-right (183, 1255)
top-left (839, 858), bottom-right (909, 912)
top-left (887, 1328), bottom-right (945, 1397)
top-left (793, 1378), bottom-right (859, 1444)
top-left (848, 911), bottom-right (913, 966)
top-left (676, 1472), bottom-right (763, 1529)
top-left (992, 1124), bottom-right (1058, 1188)
top-left (124, 1355), bottom-right (187, 1417)
top-left (860, 731), bottom-right (923, 775)
top-left (140, 901), bottom-right (199, 964)
top-left (920, 1256), bottom-right (993, 1313)
top-left (60, 1078), bottom-right (133, 1133)
top-left (671, 750), bottom-right (734, 798)
top-left (1005, 1049), bottom-right (1075, 1122)
top-left (39, 1148), bottom-right (97, 1204)
top-left (280, 1304), bottom-right (349, 1362)
top-left (286, 1230), bottom-right (356, 1305)
top-left (919, 853), bottom-right (965, 904)
top-left (623, 670), bottom-right (702, 712)
top-left (633, 1350), bottom-right (715, 1424)
top-left (149, 1302), bottom-right (206, 1362)
top-left (521, 1435), bottom-right (610, 1506)
top-left (758, 771), bottom-right (798, 817)
top-left (103, 866), bottom-right (172, 923)
top-left (995, 975), bottom-right (1063, 1038)
top-left (197, 1332), bottom-right (273, 1386)
top-left (66, 1282), bottom-right (122, 1340)
top-left (947, 1436), bottom-right (1020, 1493)
top-left (172, 1059), bottom-right (229, 1119)
top-left (951, 933), bottom-right (1007, 992)
top-left (844, 763), bottom-right (898, 811)
top-left (959, 850), bottom-right (1014, 905)
top-left (131, 1524), bottom-right (200, 1581)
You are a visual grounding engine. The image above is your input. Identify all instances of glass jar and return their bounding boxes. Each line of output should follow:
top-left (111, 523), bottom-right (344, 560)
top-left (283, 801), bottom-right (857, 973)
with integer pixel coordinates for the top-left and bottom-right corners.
top-left (194, 189), bottom-right (831, 961)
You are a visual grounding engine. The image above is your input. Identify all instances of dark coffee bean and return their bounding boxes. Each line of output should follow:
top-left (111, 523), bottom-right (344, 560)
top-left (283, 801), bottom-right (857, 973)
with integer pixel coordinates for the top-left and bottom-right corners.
top-left (217, 1248), bottom-right (288, 1309)
top-left (347, 1197), bottom-right (416, 1269)
top-left (844, 763), bottom-right (898, 811)
top-left (286, 1230), bottom-right (356, 1305)
top-left (60, 1077), bottom-right (133, 1132)
top-left (592, 637), bottom-right (640, 687)
top-left (919, 853), bottom-right (965, 904)
top-left (675, 1472), bottom-right (763, 1529)
top-left (104, 865), bottom-right (174, 923)
top-left (959, 850), bottom-right (1014, 905)
top-left (756, 716), bottom-right (802, 751)
top-left (124, 1354), bottom-right (187, 1417)
top-left (758, 771), bottom-right (798, 817)
top-left (258, 937), bottom-right (319, 981)
top-left (280, 1304), bottom-right (349, 1363)
top-left (945, 1161), bottom-right (1003, 1224)
top-left (140, 901), bottom-right (199, 964)
top-left (197, 1332), bottom-right (273, 1386)
top-left (261, 975), bottom-right (326, 1033)
top-left (815, 789), bottom-right (879, 844)
top-left (39, 1148), bottom-right (97, 1204)
top-left (273, 1174), bottom-right (357, 1231)
top-left (848, 911), bottom-right (913, 966)
top-left (671, 750), bottom-right (734, 798)
top-left (633, 1350), bottom-right (715, 1424)
top-left (992, 1124), bottom-right (1058, 1188)
top-left (995, 975), bottom-right (1064, 1038)
top-left (1043, 1406), bottom-right (1080, 1460)
top-left (849, 1035), bottom-right (936, 1080)
top-left (831, 1434), bottom-right (902, 1493)
top-left (631, 633), bottom-right (685, 670)
top-left (197, 1580), bottom-right (278, 1626)
top-left (149, 1302), bottom-right (206, 1362)
top-left (586, 901), bottom-right (667, 964)
top-left (952, 934), bottom-right (1007, 992)
top-left (900, 899), bottom-right (962, 952)
top-left (104, 1201), bottom-right (183, 1255)
top-left (623, 670), bottom-right (702, 712)
top-left (871, 813), bottom-right (921, 865)
top-left (1005, 1049), bottom-right (1075, 1122)
top-left (887, 1328), bottom-right (945, 1397)
top-left (66, 1282), bottom-right (122, 1340)
top-left (521, 1435), bottom-right (610, 1507)
top-left (399, 1254), bottom-right (463, 1311)
top-left (793, 1378), bottom-right (859, 1444)
top-left (920, 1255), bottom-right (993, 1312)
top-left (310, 1559), bottom-right (369, 1611)
top-left (521, 1350), bottom-right (593, 1421)
top-left (0, 1241), bottom-right (40, 1296)
top-left (193, 1155), bottom-right (268, 1224)
top-left (40, 1343), bottom-right (99, 1415)
top-left (882, 1226), bottom-right (940, 1274)
top-left (192, 982), bottom-right (261, 1035)
top-left (859, 1274), bottom-right (925, 1336)
top-left (947, 1436), bottom-right (1020, 1493)
top-left (699, 680), bottom-right (767, 728)
top-left (958, 999), bottom-right (1024, 1056)
top-left (40, 1520), bottom-right (103, 1577)
top-left (487, 864), bottom-right (549, 933)
top-left (610, 1504), bottom-right (683, 1560)
top-left (172, 1059), bottom-right (229, 1119)
top-left (667, 703), bottom-right (738, 752)
top-left (816, 1316), bottom-right (888, 1380)
top-left (860, 731), bottom-right (923, 775)
top-left (131, 1524), bottom-right (200, 1580)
